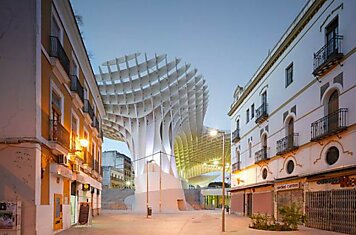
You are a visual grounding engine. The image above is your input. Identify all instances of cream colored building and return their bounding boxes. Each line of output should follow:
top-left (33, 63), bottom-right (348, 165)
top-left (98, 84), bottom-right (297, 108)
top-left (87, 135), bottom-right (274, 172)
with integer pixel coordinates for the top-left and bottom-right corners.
top-left (0, 0), bottom-right (104, 234)
top-left (228, 0), bottom-right (356, 234)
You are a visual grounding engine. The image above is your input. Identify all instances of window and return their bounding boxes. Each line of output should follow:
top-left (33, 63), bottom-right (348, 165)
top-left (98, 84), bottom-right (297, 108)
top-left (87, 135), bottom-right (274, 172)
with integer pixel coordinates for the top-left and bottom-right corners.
top-left (71, 56), bottom-right (79, 76)
top-left (326, 147), bottom-right (339, 165)
top-left (285, 63), bottom-right (293, 87)
top-left (262, 168), bottom-right (268, 180)
top-left (286, 160), bottom-right (294, 174)
top-left (51, 90), bottom-right (62, 122)
top-left (251, 104), bottom-right (255, 119)
top-left (326, 17), bottom-right (339, 56)
top-left (236, 119), bottom-right (240, 130)
top-left (248, 142), bottom-right (252, 158)
top-left (246, 109), bottom-right (250, 123)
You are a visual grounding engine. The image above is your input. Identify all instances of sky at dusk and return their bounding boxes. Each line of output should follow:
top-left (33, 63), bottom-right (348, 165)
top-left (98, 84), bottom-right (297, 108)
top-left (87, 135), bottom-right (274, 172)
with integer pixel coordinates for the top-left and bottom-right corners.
top-left (71, 0), bottom-right (308, 156)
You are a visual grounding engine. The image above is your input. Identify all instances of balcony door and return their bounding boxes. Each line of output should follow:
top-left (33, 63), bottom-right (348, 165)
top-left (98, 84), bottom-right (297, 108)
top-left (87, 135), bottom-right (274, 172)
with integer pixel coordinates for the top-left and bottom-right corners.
top-left (287, 118), bottom-right (294, 148)
top-left (262, 91), bottom-right (267, 105)
top-left (328, 90), bottom-right (339, 132)
top-left (326, 18), bottom-right (339, 57)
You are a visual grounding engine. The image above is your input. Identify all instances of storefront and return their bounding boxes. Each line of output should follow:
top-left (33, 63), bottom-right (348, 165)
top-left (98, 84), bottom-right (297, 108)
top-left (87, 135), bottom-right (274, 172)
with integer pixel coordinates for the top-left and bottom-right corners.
top-left (229, 181), bottom-right (274, 216)
top-left (274, 178), bottom-right (305, 220)
top-left (304, 168), bottom-right (356, 234)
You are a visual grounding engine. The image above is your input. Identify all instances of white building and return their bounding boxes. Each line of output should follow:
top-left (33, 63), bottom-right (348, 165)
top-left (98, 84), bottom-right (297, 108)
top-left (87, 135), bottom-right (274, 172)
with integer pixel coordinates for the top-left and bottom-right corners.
top-left (228, 0), bottom-right (356, 233)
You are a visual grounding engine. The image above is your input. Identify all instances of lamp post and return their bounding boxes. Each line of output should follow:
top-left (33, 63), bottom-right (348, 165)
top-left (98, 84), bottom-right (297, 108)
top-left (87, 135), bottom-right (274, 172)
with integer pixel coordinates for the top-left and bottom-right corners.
top-left (209, 129), bottom-right (226, 232)
top-left (146, 159), bottom-right (155, 218)
top-left (159, 152), bottom-right (162, 213)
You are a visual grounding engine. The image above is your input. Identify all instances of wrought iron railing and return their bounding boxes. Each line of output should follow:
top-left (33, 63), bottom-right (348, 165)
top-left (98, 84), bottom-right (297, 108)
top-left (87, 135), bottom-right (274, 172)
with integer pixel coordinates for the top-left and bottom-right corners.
top-left (49, 36), bottom-right (70, 76)
top-left (70, 75), bottom-right (84, 103)
top-left (276, 133), bottom-right (299, 155)
top-left (83, 99), bottom-right (94, 120)
top-left (313, 35), bottom-right (343, 74)
top-left (232, 161), bottom-right (241, 172)
top-left (311, 108), bottom-right (348, 141)
top-left (255, 103), bottom-right (268, 123)
top-left (232, 128), bottom-right (240, 143)
top-left (255, 147), bottom-right (268, 163)
top-left (49, 119), bottom-right (70, 149)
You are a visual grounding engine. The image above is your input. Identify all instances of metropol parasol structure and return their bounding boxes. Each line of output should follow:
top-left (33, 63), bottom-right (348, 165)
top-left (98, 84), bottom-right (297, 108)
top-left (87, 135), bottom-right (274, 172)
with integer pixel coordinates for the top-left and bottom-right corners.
top-left (96, 53), bottom-right (230, 212)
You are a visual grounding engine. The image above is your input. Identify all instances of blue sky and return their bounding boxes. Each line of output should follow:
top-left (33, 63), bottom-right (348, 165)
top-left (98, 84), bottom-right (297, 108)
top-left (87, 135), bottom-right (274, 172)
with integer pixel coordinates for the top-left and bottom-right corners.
top-left (71, 0), bottom-right (308, 156)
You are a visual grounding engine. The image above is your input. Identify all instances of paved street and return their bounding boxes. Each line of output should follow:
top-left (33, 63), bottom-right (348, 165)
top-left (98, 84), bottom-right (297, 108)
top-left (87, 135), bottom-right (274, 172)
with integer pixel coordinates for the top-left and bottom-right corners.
top-left (59, 210), bottom-right (342, 235)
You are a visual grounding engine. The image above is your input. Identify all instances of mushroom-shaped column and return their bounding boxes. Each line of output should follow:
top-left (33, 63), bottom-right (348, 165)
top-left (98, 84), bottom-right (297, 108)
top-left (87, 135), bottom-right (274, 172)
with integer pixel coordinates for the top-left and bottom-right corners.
top-left (96, 53), bottom-right (208, 212)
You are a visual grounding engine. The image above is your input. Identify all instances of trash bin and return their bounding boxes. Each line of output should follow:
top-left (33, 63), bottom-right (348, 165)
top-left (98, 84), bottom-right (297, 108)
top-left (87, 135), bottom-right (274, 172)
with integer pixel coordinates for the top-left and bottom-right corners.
top-left (147, 206), bottom-right (152, 216)
top-left (225, 205), bottom-right (230, 214)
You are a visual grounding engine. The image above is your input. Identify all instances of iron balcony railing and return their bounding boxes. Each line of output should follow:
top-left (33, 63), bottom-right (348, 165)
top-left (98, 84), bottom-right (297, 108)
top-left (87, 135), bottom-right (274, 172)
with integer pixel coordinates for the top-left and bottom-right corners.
top-left (231, 161), bottom-right (241, 172)
top-left (232, 128), bottom-right (240, 143)
top-left (49, 36), bottom-right (70, 76)
top-left (276, 133), bottom-right (299, 155)
top-left (311, 108), bottom-right (348, 141)
top-left (313, 35), bottom-right (343, 76)
top-left (49, 119), bottom-right (70, 149)
top-left (83, 99), bottom-right (95, 120)
top-left (255, 103), bottom-right (268, 123)
top-left (70, 75), bottom-right (84, 104)
top-left (255, 147), bottom-right (268, 163)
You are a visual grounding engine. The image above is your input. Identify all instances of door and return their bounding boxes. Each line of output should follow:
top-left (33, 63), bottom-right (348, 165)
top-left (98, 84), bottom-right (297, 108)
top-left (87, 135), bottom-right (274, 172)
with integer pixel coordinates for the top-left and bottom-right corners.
top-left (70, 181), bottom-right (77, 225)
top-left (326, 18), bottom-right (338, 57)
top-left (328, 90), bottom-right (339, 132)
top-left (306, 189), bottom-right (356, 234)
top-left (53, 194), bottom-right (63, 231)
top-left (277, 189), bottom-right (303, 220)
top-left (287, 118), bottom-right (294, 148)
top-left (247, 193), bottom-right (253, 216)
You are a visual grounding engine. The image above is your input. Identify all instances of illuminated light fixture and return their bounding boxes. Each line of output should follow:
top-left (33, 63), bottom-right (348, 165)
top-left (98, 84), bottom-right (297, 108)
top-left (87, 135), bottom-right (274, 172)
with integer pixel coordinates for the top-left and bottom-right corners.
top-left (209, 129), bottom-right (218, 137)
top-left (126, 181), bottom-right (131, 186)
top-left (80, 139), bottom-right (89, 148)
top-left (203, 163), bottom-right (207, 166)
top-left (213, 160), bottom-right (219, 165)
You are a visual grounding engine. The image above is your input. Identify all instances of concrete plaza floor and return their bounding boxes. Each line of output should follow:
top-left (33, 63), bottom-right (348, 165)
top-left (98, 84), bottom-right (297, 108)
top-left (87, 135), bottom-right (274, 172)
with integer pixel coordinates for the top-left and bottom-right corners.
top-left (59, 210), bottom-right (343, 235)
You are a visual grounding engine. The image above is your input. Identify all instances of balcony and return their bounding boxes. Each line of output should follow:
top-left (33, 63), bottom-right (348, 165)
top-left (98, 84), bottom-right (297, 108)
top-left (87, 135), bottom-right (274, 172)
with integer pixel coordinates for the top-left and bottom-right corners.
top-left (276, 133), bottom-right (299, 155)
top-left (255, 103), bottom-right (268, 124)
top-left (231, 161), bottom-right (241, 172)
top-left (231, 129), bottom-right (240, 143)
top-left (70, 75), bottom-right (84, 104)
top-left (83, 99), bottom-right (94, 121)
top-left (49, 36), bottom-right (70, 76)
top-left (255, 147), bottom-right (268, 164)
top-left (311, 108), bottom-right (348, 141)
top-left (49, 119), bottom-right (70, 151)
top-left (313, 35), bottom-right (343, 77)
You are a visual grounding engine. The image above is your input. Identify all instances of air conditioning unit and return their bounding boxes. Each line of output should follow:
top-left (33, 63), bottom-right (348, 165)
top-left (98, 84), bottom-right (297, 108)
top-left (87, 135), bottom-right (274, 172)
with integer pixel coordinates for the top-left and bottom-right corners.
top-left (58, 155), bottom-right (68, 165)
top-left (72, 163), bottom-right (80, 173)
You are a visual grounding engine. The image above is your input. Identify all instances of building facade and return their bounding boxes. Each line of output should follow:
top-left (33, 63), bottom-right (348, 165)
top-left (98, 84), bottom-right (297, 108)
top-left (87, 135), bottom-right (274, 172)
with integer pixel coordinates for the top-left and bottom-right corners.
top-left (228, 0), bottom-right (356, 234)
top-left (0, 0), bottom-right (104, 234)
top-left (102, 151), bottom-right (133, 189)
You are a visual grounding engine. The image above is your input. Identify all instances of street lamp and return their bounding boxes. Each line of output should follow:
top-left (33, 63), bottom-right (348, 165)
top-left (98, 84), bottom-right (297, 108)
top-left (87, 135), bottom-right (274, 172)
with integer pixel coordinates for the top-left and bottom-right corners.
top-left (146, 159), bottom-right (155, 218)
top-left (209, 129), bottom-right (226, 232)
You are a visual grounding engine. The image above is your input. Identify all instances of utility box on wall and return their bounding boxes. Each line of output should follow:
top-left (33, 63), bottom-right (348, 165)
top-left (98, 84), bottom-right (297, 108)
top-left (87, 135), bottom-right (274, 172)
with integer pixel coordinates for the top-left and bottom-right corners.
top-left (0, 201), bottom-right (21, 235)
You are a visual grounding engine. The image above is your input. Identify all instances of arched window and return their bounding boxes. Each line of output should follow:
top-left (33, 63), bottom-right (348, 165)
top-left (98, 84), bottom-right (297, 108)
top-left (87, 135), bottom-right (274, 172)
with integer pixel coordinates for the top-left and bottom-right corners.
top-left (328, 90), bottom-right (339, 131)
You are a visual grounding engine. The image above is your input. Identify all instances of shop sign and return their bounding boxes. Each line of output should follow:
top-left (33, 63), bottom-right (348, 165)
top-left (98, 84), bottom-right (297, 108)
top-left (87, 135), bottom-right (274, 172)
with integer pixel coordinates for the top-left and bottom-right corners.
top-left (276, 182), bottom-right (300, 191)
top-left (316, 176), bottom-right (356, 187)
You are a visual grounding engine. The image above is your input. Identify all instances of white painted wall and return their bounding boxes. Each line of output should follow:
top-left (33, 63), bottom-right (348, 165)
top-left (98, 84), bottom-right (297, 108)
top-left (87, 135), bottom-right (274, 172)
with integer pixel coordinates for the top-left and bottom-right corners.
top-left (230, 0), bottom-right (356, 187)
